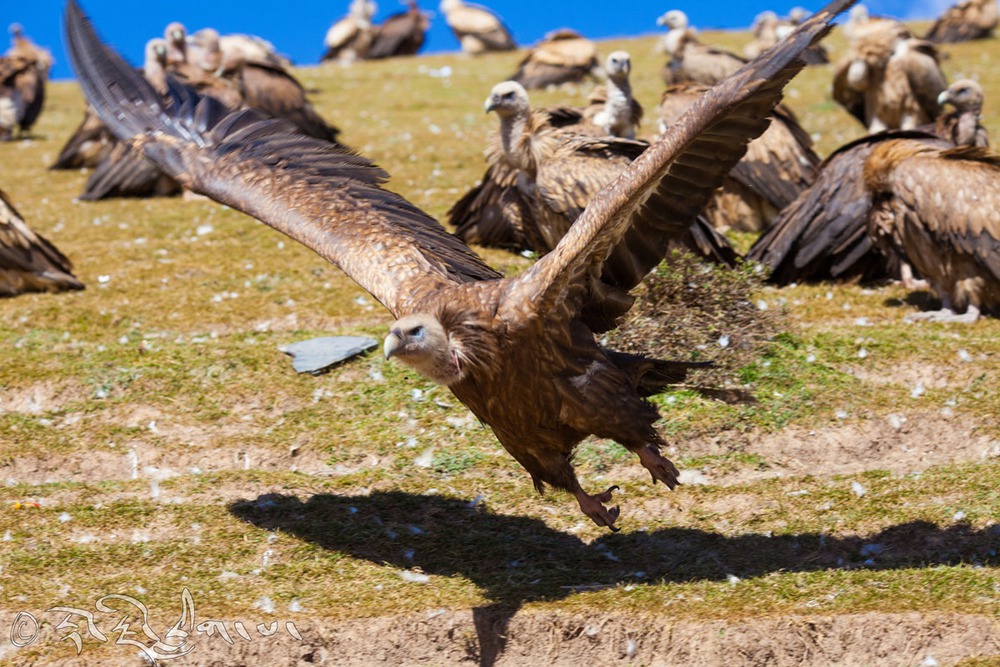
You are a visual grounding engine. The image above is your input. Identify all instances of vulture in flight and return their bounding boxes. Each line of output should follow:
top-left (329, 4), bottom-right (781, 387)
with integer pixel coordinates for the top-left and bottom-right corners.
top-left (748, 79), bottom-right (989, 286)
top-left (657, 10), bottom-right (746, 86)
top-left (508, 28), bottom-right (601, 90)
top-left (658, 83), bottom-right (820, 232)
top-left (865, 138), bottom-right (1000, 322)
top-left (0, 188), bottom-right (84, 296)
top-left (322, 0), bottom-right (377, 63)
top-left (832, 24), bottom-right (948, 132)
top-left (66, 0), bottom-right (854, 530)
top-left (365, 0), bottom-right (429, 59)
top-left (926, 0), bottom-right (998, 43)
top-left (439, 0), bottom-right (516, 54)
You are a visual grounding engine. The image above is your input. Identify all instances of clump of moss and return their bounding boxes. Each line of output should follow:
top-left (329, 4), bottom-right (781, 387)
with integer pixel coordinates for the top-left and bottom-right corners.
top-left (606, 251), bottom-right (783, 389)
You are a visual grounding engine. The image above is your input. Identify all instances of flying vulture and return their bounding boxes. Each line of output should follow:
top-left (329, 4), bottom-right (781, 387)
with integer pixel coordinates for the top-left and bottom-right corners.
top-left (439, 0), bottom-right (516, 54)
top-left (833, 25), bottom-right (947, 132)
top-left (658, 10), bottom-right (746, 86)
top-left (508, 28), bottom-right (601, 90)
top-left (747, 79), bottom-right (988, 286)
top-left (322, 0), bottom-right (377, 63)
top-left (658, 83), bottom-right (820, 232)
top-left (365, 0), bottom-right (429, 59)
top-left (926, 0), bottom-right (998, 43)
top-left (66, 0), bottom-right (854, 529)
top-left (865, 138), bottom-right (1000, 322)
top-left (0, 188), bottom-right (84, 296)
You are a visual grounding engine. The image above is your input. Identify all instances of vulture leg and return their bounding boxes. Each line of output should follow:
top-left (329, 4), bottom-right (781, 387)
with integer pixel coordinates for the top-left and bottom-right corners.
top-left (899, 261), bottom-right (929, 290)
top-left (636, 444), bottom-right (681, 488)
top-left (905, 303), bottom-right (981, 323)
top-left (572, 484), bottom-right (621, 531)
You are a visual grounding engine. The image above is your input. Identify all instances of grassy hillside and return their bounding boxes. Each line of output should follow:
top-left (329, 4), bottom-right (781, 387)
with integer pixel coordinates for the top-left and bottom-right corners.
top-left (0, 21), bottom-right (997, 666)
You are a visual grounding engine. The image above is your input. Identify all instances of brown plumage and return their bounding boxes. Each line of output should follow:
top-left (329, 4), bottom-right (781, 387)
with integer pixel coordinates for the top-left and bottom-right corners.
top-left (509, 28), bottom-right (601, 90)
top-left (926, 0), bottom-right (998, 43)
top-left (657, 10), bottom-right (746, 86)
top-left (439, 0), bottom-right (516, 54)
top-left (0, 188), bottom-right (84, 297)
top-left (322, 0), bottom-right (377, 63)
top-left (658, 83), bottom-right (820, 232)
top-left (365, 0), bottom-right (429, 59)
top-left (0, 25), bottom-right (50, 141)
top-left (865, 139), bottom-right (1000, 321)
top-left (747, 80), bottom-right (988, 285)
top-left (833, 26), bottom-right (947, 132)
top-left (744, 10), bottom-right (829, 64)
top-left (67, 0), bottom-right (854, 529)
top-left (51, 104), bottom-right (114, 170)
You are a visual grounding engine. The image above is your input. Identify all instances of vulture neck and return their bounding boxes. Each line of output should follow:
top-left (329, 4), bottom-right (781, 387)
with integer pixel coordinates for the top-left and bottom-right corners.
top-left (602, 75), bottom-right (634, 138)
top-left (498, 110), bottom-right (535, 172)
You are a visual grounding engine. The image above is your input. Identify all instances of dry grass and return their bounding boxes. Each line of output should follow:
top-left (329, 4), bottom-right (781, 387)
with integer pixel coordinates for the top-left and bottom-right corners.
top-left (0, 19), bottom-right (997, 666)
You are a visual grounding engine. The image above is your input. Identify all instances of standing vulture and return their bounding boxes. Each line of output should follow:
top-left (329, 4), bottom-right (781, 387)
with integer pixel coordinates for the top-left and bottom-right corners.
top-left (0, 188), bottom-right (84, 296)
top-left (322, 0), bottom-right (377, 63)
top-left (744, 9), bottom-right (829, 63)
top-left (657, 10), bottom-right (746, 86)
top-left (50, 104), bottom-right (114, 169)
top-left (508, 29), bottom-right (601, 90)
top-left (926, 0), bottom-right (998, 43)
top-left (747, 79), bottom-right (989, 285)
top-left (66, 0), bottom-right (854, 530)
top-left (658, 83), bottom-right (820, 232)
top-left (865, 139), bottom-right (1000, 322)
top-left (439, 0), bottom-right (516, 54)
top-left (832, 25), bottom-right (948, 132)
top-left (0, 25), bottom-right (51, 140)
top-left (365, 0), bottom-right (429, 59)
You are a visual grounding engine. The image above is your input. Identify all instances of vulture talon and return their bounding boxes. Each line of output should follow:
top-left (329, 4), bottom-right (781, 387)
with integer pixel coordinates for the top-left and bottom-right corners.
top-left (575, 487), bottom-right (622, 530)
top-left (637, 446), bottom-right (680, 489)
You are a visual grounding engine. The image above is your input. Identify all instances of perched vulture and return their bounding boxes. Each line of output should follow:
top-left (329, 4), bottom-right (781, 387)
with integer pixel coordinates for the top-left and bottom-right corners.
top-left (658, 10), bottom-right (746, 86)
top-left (450, 51), bottom-right (642, 250)
top-left (747, 80), bottom-right (989, 286)
top-left (365, 0), bottom-right (429, 59)
top-left (865, 139), bottom-right (1000, 322)
top-left (0, 25), bottom-right (50, 140)
top-left (66, 0), bottom-right (853, 529)
top-left (744, 9), bottom-right (829, 64)
top-left (322, 0), bottom-right (377, 63)
top-left (839, 4), bottom-right (904, 42)
top-left (163, 21), bottom-right (188, 67)
top-left (926, 0), bottom-right (998, 43)
top-left (658, 83), bottom-right (820, 232)
top-left (439, 0), bottom-right (516, 54)
top-left (0, 188), bottom-right (84, 296)
top-left (508, 28), bottom-right (601, 90)
top-left (833, 25), bottom-right (947, 132)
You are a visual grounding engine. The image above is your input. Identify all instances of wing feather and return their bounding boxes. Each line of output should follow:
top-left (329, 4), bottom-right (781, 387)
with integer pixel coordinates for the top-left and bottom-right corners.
top-left (65, 0), bottom-right (498, 319)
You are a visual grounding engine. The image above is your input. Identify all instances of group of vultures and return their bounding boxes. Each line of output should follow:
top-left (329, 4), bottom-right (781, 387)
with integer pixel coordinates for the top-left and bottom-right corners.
top-left (2, 0), bottom-right (998, 527)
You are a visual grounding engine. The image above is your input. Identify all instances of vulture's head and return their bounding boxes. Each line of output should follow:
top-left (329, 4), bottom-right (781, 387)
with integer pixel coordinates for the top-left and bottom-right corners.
top-left (657, 10), bottom-right (688, 30)
top-left (788, 6), bottom-right (810, 24)
top-left (484, 81), bottom-right (530, 119)
top-left (605, 51), bottom-right (632, 83)
top-left (165, 22), bottom-right (187, 48)
top-left (439, 0), bottom-right (462, 12)
top-left (145, 38), bottom-right (168, 69)
top-left (383, 314), bottom-right (464, 385)
top-left (939, 79), bottom-right (984, 114)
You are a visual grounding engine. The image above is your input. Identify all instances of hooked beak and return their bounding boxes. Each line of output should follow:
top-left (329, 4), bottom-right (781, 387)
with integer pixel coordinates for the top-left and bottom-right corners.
top-left (383, 330), bottom-right (402, 359)
top-left (937, 90), bottom-right (951, 106)
top-left (484, 96), bottom-right (498, 114)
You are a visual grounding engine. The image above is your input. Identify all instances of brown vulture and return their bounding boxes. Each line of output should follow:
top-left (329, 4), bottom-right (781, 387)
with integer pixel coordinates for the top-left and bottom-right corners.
top-left (322, 0), bottom-right (377, 63)
top-left (50, 103), bottom-right (114, 169)
top-left (832, 25), bottom-right (948, 132)
top-left (658, 83), bottom-right (820, 232)
top-left (657, 10), bottom-right (746, 86)
top-left (744, 9), bottom-right (829, 64)
top-left (747, 79), bottom-right (988, 286)
top-left (865, 138), bottom-right (1000, 322)
top-left (365, 0), bottom-right (429, 59)
top-left (439, 0), bottom-right (516, 54)
top-left (66, 0), bottom-right (854, 530)
top-left (508, 28), bottom-right (601, 90)
top-left (0, 188), bottom-right (84, 296)
top-left (926, 0), bottom-right (998, 43)
top-left (0, 26), bottom-right (51, 141)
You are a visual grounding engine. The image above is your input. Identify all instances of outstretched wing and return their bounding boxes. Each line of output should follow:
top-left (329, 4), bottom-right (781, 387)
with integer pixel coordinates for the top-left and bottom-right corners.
top-left (65, 0), bottom-right (499, 319)
top-left (500, 0), bottom-right (854, 328)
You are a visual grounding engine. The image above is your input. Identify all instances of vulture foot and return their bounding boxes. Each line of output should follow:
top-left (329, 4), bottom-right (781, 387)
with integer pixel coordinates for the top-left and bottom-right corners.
top-left (637, 445), bottom-right (680, 489)
top-left (905, 305), bottom-right (981, 324)
top-left (574, 485), bottom-right (621, 531)
top-left (898, 262), bottom-right (929, 291)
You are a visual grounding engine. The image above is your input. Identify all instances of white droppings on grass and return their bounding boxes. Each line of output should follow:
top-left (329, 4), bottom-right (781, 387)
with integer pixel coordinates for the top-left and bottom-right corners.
top-left (414, 448), bottom-right (435, 468)
top-left (887, 414), bottom-right (906, 431)
top-left (920, 656), bottom-right (939, 667)
top-left (678, 469), bottom-right (708, 485)
top-left (717, 334), bottom-right (730, 348)
top-left (726, 574), bottom-right (741, 584)
top-left (957, 349), bottom-right (973, 362)
top-left (195, 223), bottom-right (213, 236)
top-left (399, 570), bottom-right (430, 584)
top-left (835, 409), bottom-right (849, 420)
top-left (468, 494), bottom-right (485, 508)
top-left (98, 274), bottom-right (111, 284)
top-left (953, 511), bottom-right (967, 521)
top-left (253, 596), bottom-right (276, 613)
top-left (911, 383), bottom-right (925, 398)
top-left (58, 512), bottom-right (72, 523)
top-left (625, 638), bottom-right (637, 657)
top-left (851, 481), bottom-right (867, 498)
top-left (857, 347), bottom-right (868, 359)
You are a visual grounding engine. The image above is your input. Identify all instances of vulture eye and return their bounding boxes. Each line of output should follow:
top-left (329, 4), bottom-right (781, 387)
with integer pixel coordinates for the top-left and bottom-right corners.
top-left (502, 91), bottom-right (515, 101)
top-left (408, 325), bottom-right (425, 337)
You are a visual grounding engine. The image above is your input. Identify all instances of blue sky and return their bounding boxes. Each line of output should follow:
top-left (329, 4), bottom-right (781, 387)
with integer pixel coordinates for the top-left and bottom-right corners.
top-left (8, 0), bottom-right (952, 81)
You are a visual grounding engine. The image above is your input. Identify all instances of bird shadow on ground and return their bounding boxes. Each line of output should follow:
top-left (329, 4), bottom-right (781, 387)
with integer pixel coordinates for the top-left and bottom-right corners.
top-left (230, 491), bottom-right (997, 667)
